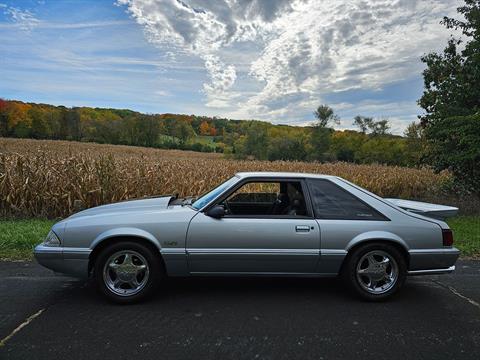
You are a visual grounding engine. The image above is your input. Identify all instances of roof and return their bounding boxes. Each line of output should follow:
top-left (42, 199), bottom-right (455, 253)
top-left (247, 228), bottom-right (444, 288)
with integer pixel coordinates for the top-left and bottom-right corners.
top-left (235, 172), bottom-right (338, 180)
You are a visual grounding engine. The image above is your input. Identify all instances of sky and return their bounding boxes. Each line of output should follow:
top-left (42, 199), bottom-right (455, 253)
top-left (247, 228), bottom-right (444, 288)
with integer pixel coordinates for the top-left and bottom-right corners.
top-left (0, 0), bottom-right (461, 134)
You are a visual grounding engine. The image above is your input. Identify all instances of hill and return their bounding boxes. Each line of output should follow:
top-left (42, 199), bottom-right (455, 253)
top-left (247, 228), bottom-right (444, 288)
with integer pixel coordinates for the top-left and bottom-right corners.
top-left (0, 99), bottom-right (418, 166)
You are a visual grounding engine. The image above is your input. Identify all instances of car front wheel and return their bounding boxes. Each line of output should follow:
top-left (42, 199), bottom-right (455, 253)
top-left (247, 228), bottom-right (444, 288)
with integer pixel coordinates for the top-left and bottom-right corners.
top-left (94, 241), bottom-right (163, 304)
top-left (343, 243), bottom-right (407, 301)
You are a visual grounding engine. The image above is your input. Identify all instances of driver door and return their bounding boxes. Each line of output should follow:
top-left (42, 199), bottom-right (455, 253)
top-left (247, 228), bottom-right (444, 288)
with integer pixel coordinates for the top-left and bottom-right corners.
top-left (186, 178), bottom-right (321, 274)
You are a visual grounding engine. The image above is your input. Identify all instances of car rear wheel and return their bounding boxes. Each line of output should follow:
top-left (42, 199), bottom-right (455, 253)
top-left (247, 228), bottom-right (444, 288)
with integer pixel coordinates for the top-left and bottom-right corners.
top-left (94, 241), bottom-right (163, 304)
top-left (342, 242), bottom-right (407, 301)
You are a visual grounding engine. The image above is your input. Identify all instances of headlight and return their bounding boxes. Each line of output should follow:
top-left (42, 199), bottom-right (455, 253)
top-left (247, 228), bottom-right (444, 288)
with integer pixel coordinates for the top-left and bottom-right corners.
top-left (43, 230), bottom-right (61, 247)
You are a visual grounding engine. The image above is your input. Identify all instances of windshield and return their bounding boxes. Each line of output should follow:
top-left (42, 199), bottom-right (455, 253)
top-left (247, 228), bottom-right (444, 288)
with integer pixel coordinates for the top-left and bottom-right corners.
top-left (191, 176), bottom-right (238, 210)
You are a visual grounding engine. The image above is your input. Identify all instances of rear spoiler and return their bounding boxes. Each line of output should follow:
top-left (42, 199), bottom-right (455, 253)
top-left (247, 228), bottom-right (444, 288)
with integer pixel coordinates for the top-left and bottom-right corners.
top-left (384, 198), bottom-right (458, 220)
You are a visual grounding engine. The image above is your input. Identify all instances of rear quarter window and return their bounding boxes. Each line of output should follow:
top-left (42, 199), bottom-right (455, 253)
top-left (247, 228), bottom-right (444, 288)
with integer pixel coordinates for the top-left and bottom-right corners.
top-left (306, 179), bottom-right (388, 221)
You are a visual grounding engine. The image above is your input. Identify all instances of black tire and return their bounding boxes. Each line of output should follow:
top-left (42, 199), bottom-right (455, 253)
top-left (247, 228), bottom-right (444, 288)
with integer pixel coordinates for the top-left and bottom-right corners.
top-left (342, 242), bottom-right (407, 301)
top-left (94, 241), bottom-right (163, 304)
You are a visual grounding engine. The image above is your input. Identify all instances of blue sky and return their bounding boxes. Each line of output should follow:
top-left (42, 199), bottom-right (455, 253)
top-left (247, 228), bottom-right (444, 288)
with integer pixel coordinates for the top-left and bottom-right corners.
top-left (0, 0), bottom-right (460, 134)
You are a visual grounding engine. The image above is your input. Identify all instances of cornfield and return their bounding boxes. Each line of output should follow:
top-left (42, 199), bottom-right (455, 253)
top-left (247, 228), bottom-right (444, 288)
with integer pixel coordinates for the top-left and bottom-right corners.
top-left (0, 138), bottom-right (452, 218)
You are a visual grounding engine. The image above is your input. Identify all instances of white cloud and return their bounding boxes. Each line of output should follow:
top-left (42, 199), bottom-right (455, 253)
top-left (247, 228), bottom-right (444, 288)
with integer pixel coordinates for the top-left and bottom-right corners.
top-left (2, 4), bottom-right (40, 31)
top-left (118, 0), bottom-right (459, 131)
top-left (243, 0), bottom-right (459, 120)
top-left (155, 90), bottom-right (171, 97)
top-left (1, 4), bottom-right (128, 33)
top-left (117, 0), bottom-right (295, 105)
top-left (203, 54), bottom-right (237, 107)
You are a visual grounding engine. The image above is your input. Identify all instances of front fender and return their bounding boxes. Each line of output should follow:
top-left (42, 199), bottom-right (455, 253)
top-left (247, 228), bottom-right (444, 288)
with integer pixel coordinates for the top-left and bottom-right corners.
top-left (90, 227), bottom-right (162, 251)
top-left (346, 231), bottom-right (409, 251)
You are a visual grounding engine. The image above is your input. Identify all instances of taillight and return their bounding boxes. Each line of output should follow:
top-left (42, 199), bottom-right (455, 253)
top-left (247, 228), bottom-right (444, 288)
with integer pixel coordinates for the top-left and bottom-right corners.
top-left (442, 229), bottom-right (454, 246)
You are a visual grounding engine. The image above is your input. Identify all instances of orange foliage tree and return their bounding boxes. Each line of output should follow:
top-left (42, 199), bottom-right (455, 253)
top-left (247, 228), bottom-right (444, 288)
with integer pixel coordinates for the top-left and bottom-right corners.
top-left (0, 98), bottom-right (7, 135)
top-left (199, 120), bottom-right (210, 135)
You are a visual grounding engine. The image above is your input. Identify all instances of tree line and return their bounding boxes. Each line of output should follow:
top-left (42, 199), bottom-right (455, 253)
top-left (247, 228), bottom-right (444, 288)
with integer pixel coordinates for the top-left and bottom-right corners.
top-left (0, 99), bottom-right (422, 167)
top-left (0, 101), bottom-right (225, 153)
top-left (232, 105), bottom-right (422, 167)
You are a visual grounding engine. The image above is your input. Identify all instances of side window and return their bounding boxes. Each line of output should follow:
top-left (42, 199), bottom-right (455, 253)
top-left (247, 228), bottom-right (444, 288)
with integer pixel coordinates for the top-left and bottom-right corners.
top-left (307, 179), bottom-right (386, 220)
top-left (221, 181), bottom-right (309, 217)
top-left (228, 182), bottom-right (279, 204)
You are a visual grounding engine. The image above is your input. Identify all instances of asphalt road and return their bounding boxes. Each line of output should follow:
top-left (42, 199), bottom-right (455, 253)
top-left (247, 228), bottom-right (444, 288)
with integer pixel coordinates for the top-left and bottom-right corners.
top-left (0, 260), bottom-right (479, 360)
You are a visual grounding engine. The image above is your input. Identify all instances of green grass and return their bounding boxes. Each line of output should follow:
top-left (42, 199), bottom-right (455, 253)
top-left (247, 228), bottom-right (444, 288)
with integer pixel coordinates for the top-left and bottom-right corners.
top-left (0, 216), bottom-right (478, 260)
top-left (0, 219), bottom-right (54, 260)
top-left (447, 216), bottom-right (480, 257)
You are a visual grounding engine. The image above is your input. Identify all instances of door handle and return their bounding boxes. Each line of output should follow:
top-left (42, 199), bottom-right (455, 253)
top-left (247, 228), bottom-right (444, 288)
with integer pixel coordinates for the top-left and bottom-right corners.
top-left (295, 225), bottom-right (311, 232)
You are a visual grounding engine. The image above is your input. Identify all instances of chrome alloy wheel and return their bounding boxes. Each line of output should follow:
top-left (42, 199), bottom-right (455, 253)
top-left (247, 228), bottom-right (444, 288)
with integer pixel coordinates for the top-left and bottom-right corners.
top-left (356, 250), bottom-right (398, 294)
top-left (102, 250), bottom-right (150, 297)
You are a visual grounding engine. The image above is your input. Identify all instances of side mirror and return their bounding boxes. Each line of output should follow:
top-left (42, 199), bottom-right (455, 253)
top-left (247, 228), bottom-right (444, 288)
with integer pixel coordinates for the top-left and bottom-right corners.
top-left (206, 205), bottom-right (225, 219)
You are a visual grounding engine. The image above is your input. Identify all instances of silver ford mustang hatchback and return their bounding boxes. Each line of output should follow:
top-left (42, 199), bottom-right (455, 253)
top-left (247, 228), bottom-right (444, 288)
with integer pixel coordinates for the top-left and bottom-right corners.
top-left (35, 172), bottom-right (460, 303)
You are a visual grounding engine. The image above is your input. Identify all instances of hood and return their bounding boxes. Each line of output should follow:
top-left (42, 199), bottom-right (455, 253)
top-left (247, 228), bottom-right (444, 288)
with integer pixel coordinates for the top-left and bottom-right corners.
top-left (68, 196), bottom-right (174, 219)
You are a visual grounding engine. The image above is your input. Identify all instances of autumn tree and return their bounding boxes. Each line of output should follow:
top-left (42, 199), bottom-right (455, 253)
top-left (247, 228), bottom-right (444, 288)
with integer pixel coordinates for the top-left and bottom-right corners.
top-left (199, 121), bottom-right (210, 135)
top-left (0, 99), bottom-right (7, 136)
top-left (353, 116), bottom-right (374, 134)
top-left (268, 135), bottom-right (307, 161)
top-left (353, 116), bottom-right (390, 135)
top-left (29, 107), bottom-right (48, 139)
top-left (65, 108), bottom-right (82, 140)
top-left (404, 122), bottom-right (425, 166)
top-left (235, 123), bottom-right (269, 160)
top-left (371, 119), bottom-right (390, 136)
top-left (314, 105), bottom-right (340, 128)
top-left (173, 121), bottom-right (195, 144)
top-left (139, 115), bottom-right (161, 147)
top-left (330, 130), bottom-right (365, 162)
top-left (8, 102), bottom-right (31, 137)
top-left (310, 105), bottom-right (339, 161)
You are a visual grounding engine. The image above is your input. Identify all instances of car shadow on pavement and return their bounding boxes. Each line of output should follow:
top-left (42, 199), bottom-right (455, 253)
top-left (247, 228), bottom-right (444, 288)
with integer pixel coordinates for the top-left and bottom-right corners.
top-left (68, 275), bottom-right (437, 307)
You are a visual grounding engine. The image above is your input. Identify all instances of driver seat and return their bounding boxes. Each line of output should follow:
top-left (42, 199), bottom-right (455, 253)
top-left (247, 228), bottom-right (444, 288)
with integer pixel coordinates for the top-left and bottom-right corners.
top-left (283, 191), bottom-right (306, 216)
top-left (271, 193), bottom-right (289, 215)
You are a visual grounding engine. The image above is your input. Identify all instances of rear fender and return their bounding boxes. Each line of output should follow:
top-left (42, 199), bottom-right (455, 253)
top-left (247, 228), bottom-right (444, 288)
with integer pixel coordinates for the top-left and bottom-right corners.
top-left (346, 231), bottom-right (409, 252)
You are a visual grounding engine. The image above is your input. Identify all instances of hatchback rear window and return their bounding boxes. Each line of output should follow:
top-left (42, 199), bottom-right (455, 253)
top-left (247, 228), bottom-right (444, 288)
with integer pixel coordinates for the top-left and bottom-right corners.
top-left (307, 179), bottom-right (387, 220)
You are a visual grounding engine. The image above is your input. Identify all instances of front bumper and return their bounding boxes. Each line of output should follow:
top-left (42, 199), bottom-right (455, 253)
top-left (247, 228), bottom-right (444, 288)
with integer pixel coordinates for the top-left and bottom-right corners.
top-left (34, 244), bottom-right (91, 279)
top-left (408, 247), bottom-right (460, 273)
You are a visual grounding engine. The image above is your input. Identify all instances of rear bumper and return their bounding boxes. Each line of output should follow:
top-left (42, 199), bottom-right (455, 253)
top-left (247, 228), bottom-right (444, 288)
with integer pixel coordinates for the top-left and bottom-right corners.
top-left (408, 247), bottom-right (460, 273)
top-left (34, 244), bottom-right (91, 279)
